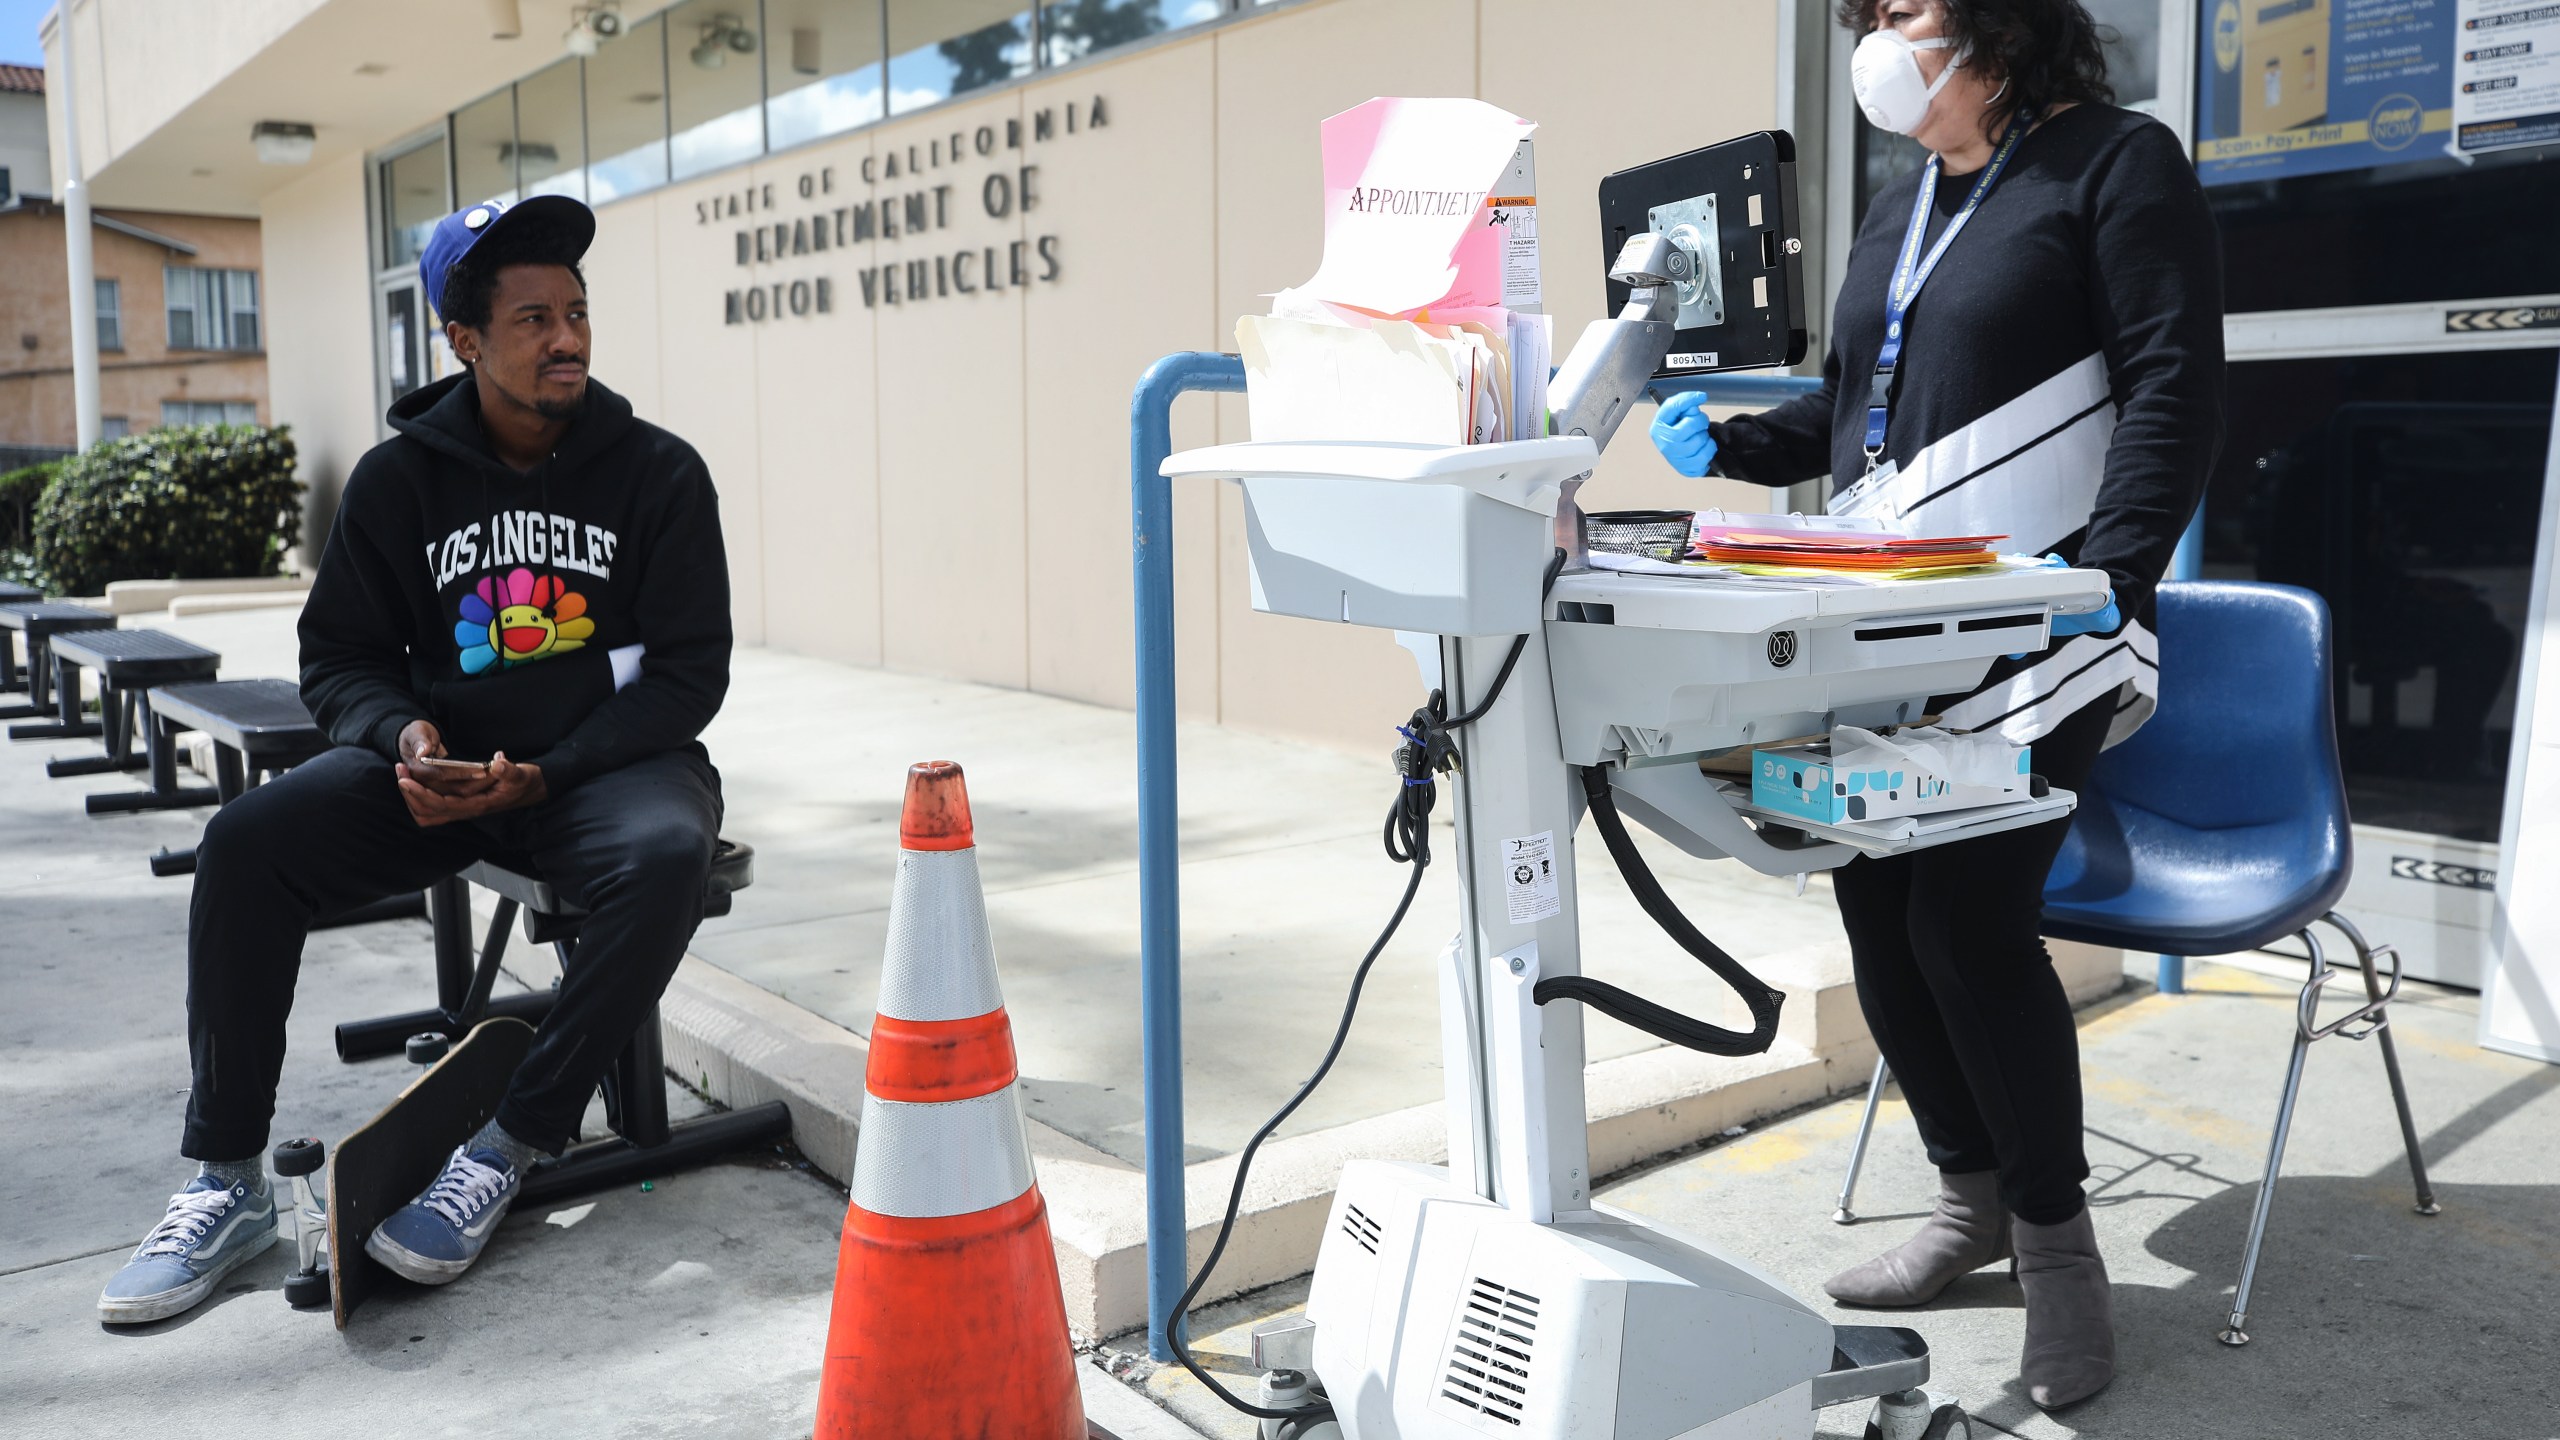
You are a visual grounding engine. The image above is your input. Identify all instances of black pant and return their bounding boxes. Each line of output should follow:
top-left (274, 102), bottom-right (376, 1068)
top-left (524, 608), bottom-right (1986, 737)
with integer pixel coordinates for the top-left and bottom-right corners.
top-left (182, 745), bottom-right (722, 1161)
top-left (1830, 700), bottom-right (2114, 1227)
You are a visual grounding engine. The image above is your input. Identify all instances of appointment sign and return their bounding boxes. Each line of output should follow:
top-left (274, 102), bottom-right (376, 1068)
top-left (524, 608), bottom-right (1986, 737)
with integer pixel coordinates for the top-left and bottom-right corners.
top-left (2196, 0), bottom-right (2559, 182)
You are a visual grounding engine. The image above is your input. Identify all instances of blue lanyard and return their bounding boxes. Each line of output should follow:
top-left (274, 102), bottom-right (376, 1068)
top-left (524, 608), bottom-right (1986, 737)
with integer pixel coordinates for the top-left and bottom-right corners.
top-left (1862, 109), bottom-right (2038, 468)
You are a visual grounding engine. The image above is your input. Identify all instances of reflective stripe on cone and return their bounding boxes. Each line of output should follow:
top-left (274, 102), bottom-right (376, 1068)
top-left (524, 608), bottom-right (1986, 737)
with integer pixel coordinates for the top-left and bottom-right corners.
top-left (852, 1086), bottom-right (1037, 1219)
top-left (877, 848), bottom-right (1004, 1023)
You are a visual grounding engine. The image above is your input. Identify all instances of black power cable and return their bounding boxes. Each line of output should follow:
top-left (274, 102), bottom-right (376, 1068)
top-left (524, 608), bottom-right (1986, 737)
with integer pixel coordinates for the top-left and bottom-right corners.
top-left (1163, 549), bottom-right (1564, 1426)
top-left (1531, 765), bottom-right (1785, 1056)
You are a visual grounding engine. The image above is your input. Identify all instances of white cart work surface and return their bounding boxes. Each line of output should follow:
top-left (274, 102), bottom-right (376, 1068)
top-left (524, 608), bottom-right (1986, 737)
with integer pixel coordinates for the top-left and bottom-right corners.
top-left (1163, 436), bottom-right (2106, 1440)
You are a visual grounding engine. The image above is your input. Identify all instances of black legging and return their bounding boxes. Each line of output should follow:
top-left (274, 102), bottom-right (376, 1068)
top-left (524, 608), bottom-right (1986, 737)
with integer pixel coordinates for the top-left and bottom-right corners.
top-left (1829, 698), bottom-right (2115, 1226)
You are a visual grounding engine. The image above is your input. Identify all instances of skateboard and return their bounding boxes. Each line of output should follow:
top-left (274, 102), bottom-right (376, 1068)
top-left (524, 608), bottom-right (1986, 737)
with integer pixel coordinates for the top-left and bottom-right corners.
top-left (327, 1017), bottom-right (536, 1328)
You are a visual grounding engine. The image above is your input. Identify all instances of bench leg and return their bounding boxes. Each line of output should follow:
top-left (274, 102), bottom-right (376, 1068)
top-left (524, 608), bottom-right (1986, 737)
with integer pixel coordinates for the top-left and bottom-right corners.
top-left (0, 635), bottom-right (39, 717)
top-left (9, 655), bottom-right (101, 740)
top-left (86, 703), bottom-right (219, 812)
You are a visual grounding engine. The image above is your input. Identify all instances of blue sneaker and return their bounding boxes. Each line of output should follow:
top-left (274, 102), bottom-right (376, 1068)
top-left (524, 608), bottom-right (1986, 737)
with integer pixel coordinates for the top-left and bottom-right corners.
top-left (365, 1146), bottom-right (521, 1285)
top-left (98, 1174), bottom-right (279, 1325)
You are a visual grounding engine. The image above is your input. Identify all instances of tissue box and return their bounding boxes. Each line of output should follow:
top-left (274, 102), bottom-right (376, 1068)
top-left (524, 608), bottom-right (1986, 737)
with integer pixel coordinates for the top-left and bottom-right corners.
top-left (1751, 728), bottom-right (2032, 826)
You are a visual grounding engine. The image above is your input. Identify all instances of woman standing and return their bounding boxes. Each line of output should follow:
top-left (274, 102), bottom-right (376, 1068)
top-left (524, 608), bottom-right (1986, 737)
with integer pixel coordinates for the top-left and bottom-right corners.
top-left (1648, 0), bottom-right (2224, 1410)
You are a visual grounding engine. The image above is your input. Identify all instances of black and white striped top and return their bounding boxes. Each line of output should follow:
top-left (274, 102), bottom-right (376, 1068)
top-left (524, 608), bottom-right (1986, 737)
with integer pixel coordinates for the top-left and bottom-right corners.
top-left (1711, 103), bottom-right (2225, 746)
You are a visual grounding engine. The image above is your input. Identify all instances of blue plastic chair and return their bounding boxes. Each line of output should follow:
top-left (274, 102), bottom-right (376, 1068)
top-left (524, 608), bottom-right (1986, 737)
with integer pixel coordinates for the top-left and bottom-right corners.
top-left (1826, 582), bottom-right (2438, 1344)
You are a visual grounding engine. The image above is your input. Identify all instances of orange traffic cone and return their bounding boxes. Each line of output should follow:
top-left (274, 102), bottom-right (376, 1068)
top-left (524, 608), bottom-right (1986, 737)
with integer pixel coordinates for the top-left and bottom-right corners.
top-left (814, 761), bottom-right (1086, 1439)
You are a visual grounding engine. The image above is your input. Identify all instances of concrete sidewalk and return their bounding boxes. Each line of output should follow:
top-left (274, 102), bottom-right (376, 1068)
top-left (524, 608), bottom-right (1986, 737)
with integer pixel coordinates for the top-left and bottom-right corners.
top-left (1136, 957), bottom-right (2560, 1437)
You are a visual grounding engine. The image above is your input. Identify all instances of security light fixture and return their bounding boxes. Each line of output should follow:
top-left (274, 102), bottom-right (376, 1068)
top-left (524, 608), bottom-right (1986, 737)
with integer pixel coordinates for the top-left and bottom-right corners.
top-left (251, 121), bottom-right (317, 166)
top-left (565, 2), bottom-right (623, 57)
top-left (690, 14), bottom-right (755, 69)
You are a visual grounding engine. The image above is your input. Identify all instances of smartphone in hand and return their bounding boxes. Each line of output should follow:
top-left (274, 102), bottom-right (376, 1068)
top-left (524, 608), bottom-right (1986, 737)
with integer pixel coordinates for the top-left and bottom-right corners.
top-left (410, 755), bottom-right (490, 775)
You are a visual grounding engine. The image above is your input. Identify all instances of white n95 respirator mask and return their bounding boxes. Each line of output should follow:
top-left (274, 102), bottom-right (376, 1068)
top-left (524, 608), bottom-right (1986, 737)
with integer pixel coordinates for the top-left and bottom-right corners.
top-left (1852, 30), bottom-right (1962, 134)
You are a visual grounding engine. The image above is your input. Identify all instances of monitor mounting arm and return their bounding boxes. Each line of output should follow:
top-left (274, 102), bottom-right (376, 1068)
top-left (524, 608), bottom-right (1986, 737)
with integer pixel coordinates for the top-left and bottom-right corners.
top-left (1544, 231), bottom-right (1686, 561)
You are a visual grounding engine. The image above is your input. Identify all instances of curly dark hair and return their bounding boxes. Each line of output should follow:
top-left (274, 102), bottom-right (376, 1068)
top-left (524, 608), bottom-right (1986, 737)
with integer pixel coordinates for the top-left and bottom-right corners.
top-left (1835, 0), bottom-right (2116, 119)
top-left (437, 219), bottom-right (587, 334)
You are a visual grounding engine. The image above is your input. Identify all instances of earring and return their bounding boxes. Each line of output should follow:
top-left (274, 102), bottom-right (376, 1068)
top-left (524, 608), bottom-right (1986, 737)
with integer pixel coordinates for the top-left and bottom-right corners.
top-left (1985, 76), bottom-right (2011, 106)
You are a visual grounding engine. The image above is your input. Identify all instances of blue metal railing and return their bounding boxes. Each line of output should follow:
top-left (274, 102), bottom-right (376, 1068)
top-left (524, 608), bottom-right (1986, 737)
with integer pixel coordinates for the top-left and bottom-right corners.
top-left (1127, 353), bottom-right (1820, 1357)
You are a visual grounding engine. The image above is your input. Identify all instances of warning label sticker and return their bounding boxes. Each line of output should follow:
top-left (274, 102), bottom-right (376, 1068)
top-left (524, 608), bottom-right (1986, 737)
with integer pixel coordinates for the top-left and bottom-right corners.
top-left (1502, 830), bottom-right (1560, 924)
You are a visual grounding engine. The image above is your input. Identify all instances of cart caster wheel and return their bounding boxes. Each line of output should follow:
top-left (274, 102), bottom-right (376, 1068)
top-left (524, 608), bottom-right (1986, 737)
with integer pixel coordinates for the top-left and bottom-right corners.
top-left (1863, 1390), bottom-right (1968, 1440)
top-left (271, 1136), bottom-right (325, 1178)
top-left (282, 1266), bottom-right (331, 1309)
top-left (405, 1032), bottom-right (450, 1065)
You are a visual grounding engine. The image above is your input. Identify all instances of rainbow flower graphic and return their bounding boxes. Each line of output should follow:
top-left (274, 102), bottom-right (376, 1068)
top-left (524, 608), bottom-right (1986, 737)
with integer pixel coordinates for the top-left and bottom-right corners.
top-left (455, 567), bottom-right (594, 674)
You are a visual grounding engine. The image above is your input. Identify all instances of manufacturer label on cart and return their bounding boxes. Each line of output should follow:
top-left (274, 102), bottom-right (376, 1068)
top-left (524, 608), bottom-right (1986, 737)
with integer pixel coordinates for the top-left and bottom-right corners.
top-left (1503, 830), bottom-right (1561, 923)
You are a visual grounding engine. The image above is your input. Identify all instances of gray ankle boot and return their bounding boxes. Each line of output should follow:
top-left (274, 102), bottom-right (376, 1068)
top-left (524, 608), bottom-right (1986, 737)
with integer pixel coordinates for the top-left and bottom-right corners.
top-left (2012, 1206), bottom-right (2116, 1409)
top-left (1823, 1169), bottom-right (2012, 1307)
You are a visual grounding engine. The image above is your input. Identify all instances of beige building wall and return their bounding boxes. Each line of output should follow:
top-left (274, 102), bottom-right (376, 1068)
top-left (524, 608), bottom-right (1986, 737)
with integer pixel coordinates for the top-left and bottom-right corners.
top-left (242, 0), bottom-right (1797, 753)
top-left (0, 204), bottom-right (267, 447)
top-left (258, 153), bottom-right (377, 564)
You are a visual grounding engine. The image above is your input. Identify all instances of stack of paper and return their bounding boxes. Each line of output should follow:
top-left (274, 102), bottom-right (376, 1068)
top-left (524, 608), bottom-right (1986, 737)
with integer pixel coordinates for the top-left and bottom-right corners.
top-left (1240, 98), bottom-right (1553, 446)
top-left (1693, 529), bottom-right (2007, 572)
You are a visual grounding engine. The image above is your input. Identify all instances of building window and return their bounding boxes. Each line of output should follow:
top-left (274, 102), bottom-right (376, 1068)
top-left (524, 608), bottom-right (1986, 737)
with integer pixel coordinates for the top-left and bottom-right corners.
top-left (95, 279), bottom-right (122, 352)
top-left (379, 136), bottom-right (450, 272)
top-left (1038, 1), bottom-right (1185, 68)
top-left (764, 0), bottom-right (885, 152)
top-left (166, 267), bottom-right (262, 351)
top-left (586, 11), bottom-right (671, 202)
top-left (890, 6), bottom-right (1034, 114)
top-left (668, 0), bottom-right (768, 179)
top-left (516, 56), bottom-right (589, 201)
top-left (100, 416), bottom-right (129, 439)
top-left (161, 401), bottom-right (260, 428)
top-left (453, 85), bottom-right (521, 208)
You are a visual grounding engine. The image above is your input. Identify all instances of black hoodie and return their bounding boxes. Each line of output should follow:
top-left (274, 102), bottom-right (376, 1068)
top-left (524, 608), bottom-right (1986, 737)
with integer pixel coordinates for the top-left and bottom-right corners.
top-left (299, 373), bottom-right (730, 796)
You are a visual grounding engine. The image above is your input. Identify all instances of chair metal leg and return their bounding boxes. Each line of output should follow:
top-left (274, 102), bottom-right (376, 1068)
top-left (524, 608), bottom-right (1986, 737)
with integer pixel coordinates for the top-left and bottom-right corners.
top-left (1835, 1056), bottom-right (1890, 1225)
top-left (2321, 912), bottom-right (2439, 1217)
top-left (2223, 1015), bottom-right (2312, 1347)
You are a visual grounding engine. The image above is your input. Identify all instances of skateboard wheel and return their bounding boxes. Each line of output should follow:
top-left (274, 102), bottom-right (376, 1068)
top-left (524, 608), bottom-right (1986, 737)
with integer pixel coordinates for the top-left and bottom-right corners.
top-left (405, 1032), bottom-right (451, 1065)
top-left (271, 1136), bottom-right (325, 1177)
top-left (282, 1267), bottom-right (331, 1309)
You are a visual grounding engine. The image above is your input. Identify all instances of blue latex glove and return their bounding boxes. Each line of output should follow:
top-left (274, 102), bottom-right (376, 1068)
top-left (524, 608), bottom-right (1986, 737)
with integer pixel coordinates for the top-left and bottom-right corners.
top-left (1648, 391), bottom-right (1719, 477)
top-left (2010, 554), bottom-right (2119, 658)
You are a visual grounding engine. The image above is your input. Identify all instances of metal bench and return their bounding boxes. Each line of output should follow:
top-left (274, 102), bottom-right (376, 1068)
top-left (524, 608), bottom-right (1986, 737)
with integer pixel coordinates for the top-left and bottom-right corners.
top-left (0, 601), bottom-right (114, 723)
top-left (144, 678), bottom-right (332, 877)
top-left (334, 839), bottom-right (792, 1206)
top-left (39, 629), bottom-right (223, 804)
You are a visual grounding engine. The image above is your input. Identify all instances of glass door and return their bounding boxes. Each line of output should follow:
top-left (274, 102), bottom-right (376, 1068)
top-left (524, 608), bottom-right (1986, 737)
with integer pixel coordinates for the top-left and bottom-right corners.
top-left (2201, 340), bottom-right (2557, 985)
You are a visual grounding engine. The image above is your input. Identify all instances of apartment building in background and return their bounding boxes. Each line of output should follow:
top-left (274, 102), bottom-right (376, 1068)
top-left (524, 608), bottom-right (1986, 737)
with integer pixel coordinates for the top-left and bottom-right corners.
top-left (0, 63), bottom-right (265, 450)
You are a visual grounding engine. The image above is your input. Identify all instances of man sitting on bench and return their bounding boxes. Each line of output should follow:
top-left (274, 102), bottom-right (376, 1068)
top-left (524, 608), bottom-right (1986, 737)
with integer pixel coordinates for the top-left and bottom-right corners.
top-left (101, 194), bottom-right (732, 1324)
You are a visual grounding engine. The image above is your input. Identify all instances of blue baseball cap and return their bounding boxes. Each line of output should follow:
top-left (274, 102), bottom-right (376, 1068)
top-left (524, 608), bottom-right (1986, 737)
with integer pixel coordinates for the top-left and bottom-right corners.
top-left (419, 194), bottom-right (597, 319)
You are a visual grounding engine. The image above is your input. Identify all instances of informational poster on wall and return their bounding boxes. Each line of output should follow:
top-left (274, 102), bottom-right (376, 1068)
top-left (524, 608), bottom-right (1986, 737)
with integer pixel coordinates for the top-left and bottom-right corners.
top-left (2194, 0), bottom-right (2455, 182)
top-left (2454, 0), bottom-right (2560, 153)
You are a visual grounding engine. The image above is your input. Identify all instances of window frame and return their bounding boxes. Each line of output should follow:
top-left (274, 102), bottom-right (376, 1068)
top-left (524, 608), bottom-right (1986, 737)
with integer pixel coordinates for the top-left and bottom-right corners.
top-left (95, 277), bottom-right (122, 353)
top-left (163, 265), bottom-right (263, 354)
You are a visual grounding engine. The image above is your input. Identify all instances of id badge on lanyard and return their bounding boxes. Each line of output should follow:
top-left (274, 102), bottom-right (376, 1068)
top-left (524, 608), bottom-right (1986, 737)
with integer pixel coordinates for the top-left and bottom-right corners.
top-left (1861, 108), bottom-right (2038, 480)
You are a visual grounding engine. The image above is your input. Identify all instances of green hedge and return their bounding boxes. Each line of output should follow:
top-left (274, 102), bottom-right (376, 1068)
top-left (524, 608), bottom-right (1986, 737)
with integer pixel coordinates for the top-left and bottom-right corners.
top-left (32, 426), bottom-right (302, 597)
top-left (0, 460), bottom-right (57, 551)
